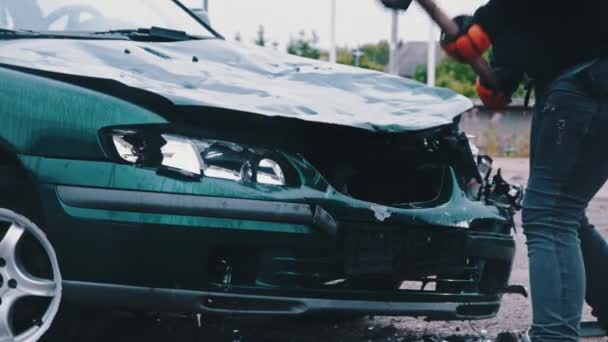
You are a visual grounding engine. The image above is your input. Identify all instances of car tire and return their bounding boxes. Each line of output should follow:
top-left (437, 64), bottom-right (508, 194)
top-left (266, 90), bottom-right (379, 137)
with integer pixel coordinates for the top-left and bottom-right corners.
top-left (0, 164), bottom-right (63, 342)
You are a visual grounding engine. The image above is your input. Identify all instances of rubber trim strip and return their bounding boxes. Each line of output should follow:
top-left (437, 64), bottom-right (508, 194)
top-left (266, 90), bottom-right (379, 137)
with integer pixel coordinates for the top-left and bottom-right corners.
top-left (56, 185), bottom-right (313, 224)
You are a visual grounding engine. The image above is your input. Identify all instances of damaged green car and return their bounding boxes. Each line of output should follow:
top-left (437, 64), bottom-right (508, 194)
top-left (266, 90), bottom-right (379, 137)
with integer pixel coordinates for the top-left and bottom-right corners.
top-left (0, 0), bottom-right (522, 340)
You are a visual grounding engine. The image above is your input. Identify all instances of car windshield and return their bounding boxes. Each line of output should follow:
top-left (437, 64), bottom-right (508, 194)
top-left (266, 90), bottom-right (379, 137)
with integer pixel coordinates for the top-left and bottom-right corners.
top-left (0, 0), bottom-right (214, 37)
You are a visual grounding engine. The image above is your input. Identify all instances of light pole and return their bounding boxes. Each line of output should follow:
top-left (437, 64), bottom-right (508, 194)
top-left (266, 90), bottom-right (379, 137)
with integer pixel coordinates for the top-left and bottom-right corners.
top-left (427, 19), bottom-right (437, 87)
top-left (330, 0), bottom-right (337, 63)
top-left (426, 0), bottom-right (440, 87)
top-left (202, 0), bottom-right (208, 12)
top-left (389, 10), bottom-right (399, 75)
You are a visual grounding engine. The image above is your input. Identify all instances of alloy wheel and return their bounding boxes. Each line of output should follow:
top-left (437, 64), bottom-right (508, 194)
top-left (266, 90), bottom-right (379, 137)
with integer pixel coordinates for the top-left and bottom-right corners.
top-left (0, 209), bottom-right (62, 342)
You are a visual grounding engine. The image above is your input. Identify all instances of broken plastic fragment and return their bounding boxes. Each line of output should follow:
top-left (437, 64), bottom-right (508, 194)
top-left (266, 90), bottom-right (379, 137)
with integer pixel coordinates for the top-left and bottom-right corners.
top-left (451, 220), bottom-right (470, 229)
top-left (370, 205), bottom-right (392, 222)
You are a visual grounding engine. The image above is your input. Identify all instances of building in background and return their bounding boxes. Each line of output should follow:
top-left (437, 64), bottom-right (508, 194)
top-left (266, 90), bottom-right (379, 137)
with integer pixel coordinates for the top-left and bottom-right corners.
top-left (390, 41), bottom-right (443, 78)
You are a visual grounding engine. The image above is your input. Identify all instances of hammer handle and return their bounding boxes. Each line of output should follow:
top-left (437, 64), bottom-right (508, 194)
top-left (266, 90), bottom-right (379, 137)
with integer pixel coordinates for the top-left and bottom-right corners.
top-left (416, 0), bottom-right (500, 90)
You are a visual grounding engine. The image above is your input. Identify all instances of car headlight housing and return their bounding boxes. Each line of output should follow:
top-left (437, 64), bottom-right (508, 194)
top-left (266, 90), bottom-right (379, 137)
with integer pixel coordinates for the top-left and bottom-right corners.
top-left (104, 128), bottom-right (291, 186)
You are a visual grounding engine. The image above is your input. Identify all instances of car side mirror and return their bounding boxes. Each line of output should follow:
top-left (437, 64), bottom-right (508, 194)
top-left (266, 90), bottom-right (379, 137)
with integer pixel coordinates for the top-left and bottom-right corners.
top-left (190, 8), bottom-right (211, 26)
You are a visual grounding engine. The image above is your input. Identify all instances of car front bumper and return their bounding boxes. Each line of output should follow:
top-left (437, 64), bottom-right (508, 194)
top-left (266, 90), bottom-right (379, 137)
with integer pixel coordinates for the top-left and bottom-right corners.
top-left (24, 156), bottom-right (516, 320)
top-left (43, 184), bottom-right (515, 321)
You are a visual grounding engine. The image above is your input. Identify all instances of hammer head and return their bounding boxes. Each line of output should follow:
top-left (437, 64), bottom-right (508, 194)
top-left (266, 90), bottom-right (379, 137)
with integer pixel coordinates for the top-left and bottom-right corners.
top-left (379, 0), bottom-right (413, 11)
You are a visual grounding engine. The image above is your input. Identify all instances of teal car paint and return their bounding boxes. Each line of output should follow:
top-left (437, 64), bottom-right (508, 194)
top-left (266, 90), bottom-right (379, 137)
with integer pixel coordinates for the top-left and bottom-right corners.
top-left (0, 38), bottom-right (472, 133)
top-left (0, 67), bottom-right (167, 159)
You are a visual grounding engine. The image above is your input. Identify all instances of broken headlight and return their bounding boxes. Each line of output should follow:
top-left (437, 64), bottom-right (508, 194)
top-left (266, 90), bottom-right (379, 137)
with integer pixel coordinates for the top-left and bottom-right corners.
top-left (105, 128), bottom-right (290, 186)
top-left (466, 134), bottom-right (480, 160)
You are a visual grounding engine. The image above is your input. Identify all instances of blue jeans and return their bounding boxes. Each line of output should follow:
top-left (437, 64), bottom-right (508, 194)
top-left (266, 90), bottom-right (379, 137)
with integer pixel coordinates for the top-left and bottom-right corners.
top-left (523, 64), bottom-right (608, 341)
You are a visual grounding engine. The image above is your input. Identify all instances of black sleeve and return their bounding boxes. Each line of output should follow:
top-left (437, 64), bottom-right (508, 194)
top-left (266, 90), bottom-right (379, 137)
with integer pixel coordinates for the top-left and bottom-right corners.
top-left (487, 28), bottom-right (527, 96)
top-left (490, 66), bottom-right (524, 97)
top-left (473, 0), bottom-right (524, 39)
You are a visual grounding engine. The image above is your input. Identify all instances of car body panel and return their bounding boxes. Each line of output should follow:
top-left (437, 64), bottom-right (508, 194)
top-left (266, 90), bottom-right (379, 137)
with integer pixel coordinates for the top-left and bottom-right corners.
top-left (19, 155), bottom-right (506, 226)
top-left (16, 152), bottom-right (515, 315)
top-left (0, 66), bottom-right (166, 158)
top-left (0, 38), bottom-right (472, 133)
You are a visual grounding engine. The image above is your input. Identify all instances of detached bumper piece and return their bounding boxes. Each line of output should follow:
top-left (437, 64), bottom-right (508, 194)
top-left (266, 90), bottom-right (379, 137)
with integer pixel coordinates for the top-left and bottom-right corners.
top-left (63, 281), bottom-right (502, 320)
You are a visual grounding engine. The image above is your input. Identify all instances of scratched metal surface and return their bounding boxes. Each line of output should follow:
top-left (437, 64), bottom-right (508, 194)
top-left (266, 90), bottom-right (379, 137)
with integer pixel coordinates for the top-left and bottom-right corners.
top-left (0, 38), bottom-right (472, 132)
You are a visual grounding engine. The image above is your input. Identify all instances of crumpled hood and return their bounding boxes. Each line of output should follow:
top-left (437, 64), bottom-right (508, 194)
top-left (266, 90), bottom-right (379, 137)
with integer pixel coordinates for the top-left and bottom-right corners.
top-left (0, 38), bottom-right (472, 132)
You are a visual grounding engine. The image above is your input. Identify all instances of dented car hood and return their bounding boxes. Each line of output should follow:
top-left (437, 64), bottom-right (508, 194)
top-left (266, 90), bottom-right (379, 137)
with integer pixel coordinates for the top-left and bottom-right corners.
top-left (0, 38), bottom-right (472, 132)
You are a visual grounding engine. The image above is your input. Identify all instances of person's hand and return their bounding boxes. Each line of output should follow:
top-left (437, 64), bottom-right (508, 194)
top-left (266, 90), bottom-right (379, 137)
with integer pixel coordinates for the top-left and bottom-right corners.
top-left (476, 78), bottom-right (510, 110)
top-left (379, 0), bottom-right (413, 11)
top-left (441, 15), bottom-right (491, 63)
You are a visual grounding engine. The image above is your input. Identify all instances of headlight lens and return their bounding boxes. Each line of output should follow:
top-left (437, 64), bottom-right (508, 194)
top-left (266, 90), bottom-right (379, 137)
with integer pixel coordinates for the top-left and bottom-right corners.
top-left (200, 142), bottom-right (252, 182)
top-left (257, 158), bottom-right (286, 185)
top-left (112, 135), bottom-right (140, 163)
top-left (107, 129), bottom-right (289, 186)
top-left (160, 135), bottom-right (203, 176)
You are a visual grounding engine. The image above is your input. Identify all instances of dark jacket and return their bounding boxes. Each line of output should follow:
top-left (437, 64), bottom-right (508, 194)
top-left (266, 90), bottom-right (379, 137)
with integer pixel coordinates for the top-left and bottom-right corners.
top-left (473, 0), bottom-right (608, 84)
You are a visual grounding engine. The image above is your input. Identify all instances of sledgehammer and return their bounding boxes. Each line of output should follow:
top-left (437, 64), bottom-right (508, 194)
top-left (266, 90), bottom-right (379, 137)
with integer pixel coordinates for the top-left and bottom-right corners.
top-left (382, 0), bottom-right (500, 90)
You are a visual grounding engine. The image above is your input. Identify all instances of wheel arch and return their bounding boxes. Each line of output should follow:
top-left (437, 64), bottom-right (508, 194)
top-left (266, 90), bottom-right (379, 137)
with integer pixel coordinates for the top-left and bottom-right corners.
top-left (0, 141), bottom-right (45, 222)
top-left (0, 137), bottom-right (21, 163)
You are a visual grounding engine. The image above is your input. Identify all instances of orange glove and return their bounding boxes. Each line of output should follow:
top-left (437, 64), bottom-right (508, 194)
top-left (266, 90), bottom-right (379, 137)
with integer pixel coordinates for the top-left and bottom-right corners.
top-left (476, 79), bottom-right (510, 110)
top-left (442, 24), bottom-right (492, 63)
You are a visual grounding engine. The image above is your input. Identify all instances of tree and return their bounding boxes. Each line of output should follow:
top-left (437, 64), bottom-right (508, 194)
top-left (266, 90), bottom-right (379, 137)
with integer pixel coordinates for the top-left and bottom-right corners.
top-left (414, 55), bottom-right (528, 98)
top-left (336, 47), bottom-right (354, 66)
top-left (335, 42), bottom-right (389, 72)
top-left (359, 41), bottom-right (390, 68)
top-left (255, 25), bottom-right (266, 47)
top-left (413, 59), bottom-right (478, 97)
top-left (287, 30), bottom-right (321, 60)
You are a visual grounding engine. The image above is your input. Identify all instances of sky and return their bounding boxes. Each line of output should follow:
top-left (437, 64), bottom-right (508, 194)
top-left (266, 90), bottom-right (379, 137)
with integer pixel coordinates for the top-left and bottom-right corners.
top-left (181, 0), bottom-right (487, 50)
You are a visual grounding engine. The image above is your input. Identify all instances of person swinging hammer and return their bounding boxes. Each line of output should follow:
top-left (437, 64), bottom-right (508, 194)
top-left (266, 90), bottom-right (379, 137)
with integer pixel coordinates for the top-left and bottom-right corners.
top-left (381, 0), bottom-right (608, 340)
